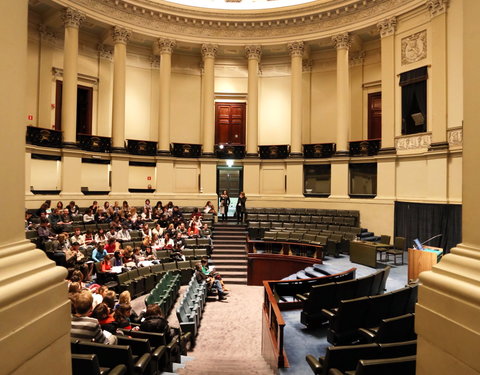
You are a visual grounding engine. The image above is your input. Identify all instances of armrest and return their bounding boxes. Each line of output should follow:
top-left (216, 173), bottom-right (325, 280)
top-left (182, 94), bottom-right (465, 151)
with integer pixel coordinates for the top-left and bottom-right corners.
top-left (357, 327), bottom-right (376, 343)
top-left (296, 294), bottom-right (308, 302)
top-left (108, 364), bottom-right (127, 375)
top-left (321, 309), bottom-right (336, 319)
top-left (327, 369), bottom-right (345, 375)
top-left (133, 353), bottom-right (151, 374)
top-left (305, 354), bottom-right (323, 375)
top-left (152, 345), bottom-right (167, 360)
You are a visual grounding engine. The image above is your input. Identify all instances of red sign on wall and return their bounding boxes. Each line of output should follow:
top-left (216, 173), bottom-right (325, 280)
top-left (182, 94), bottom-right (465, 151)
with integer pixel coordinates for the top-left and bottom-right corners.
top-left (147, 176), bottom-right (152, 181)
top-left (28, 115), bottom-right (33, 121)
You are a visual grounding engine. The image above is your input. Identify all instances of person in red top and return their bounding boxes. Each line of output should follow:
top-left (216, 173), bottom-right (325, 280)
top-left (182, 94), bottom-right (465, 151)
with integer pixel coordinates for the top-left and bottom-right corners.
top-left (188, 222), bottom-right (200, 238)
top-left (100, 254), bottom-right (112, 272)
top-left (104, 238), bottom-right (116, 253)
top-left (91, 302), bottom-right (116, 334)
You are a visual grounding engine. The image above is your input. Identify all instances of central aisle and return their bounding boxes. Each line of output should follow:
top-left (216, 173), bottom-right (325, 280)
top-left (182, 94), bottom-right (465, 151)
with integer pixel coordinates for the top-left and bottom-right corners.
top-left (177, 284), bottom-right (274, 375)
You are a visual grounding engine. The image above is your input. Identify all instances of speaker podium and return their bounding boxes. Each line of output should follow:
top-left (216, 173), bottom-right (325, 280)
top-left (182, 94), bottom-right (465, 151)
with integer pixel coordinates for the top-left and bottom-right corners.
top-left (408, 246), bottom-right (443, 281)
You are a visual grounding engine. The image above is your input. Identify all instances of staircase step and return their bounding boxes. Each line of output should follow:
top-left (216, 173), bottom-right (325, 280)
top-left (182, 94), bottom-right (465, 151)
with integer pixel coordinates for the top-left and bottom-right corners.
top-left (213, 250), bottom-right (246, 256)
top-left (217, 271), bottom-right (248, 278)
top-left (223, 278), bottom-right (248, 285)
top-left (211, 254), bottom-right (246, 260)
top-left (212, 260), bottom-right (247, 266)
top-left (215, 265), bottom-right (247, 271)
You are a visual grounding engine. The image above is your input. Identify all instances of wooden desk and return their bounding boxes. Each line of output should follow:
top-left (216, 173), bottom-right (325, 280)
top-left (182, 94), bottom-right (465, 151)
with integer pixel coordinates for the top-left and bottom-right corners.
top-left (408, 247), bottom-right (443, 280)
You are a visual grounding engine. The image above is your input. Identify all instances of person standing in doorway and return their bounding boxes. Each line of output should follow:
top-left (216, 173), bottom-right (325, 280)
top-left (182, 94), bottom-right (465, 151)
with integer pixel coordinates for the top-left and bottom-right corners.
top-left (219, 190), bottom-right (230, 222)
top-left (236, 192), bottom-right (247, 224)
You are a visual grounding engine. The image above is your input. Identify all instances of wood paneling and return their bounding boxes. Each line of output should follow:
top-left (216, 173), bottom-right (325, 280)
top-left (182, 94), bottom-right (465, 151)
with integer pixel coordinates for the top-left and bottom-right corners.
top-left (215, 102), bottom-right (246, 145)
top-left (368, 92), bottom-right (382, 139)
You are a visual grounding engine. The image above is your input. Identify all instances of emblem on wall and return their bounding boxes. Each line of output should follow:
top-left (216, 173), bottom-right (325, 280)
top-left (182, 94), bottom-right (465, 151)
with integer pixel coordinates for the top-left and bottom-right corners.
top-left (401, 30), bottom-right (427, 65)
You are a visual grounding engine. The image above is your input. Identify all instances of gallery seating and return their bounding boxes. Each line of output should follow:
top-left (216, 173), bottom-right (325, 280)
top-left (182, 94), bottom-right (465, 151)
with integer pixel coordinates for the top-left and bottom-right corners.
top-left (71, 353), bottom-right (127, 375)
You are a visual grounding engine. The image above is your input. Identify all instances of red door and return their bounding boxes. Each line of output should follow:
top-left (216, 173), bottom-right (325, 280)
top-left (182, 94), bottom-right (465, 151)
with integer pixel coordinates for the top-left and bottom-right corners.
top-left (368, 92), bottom-right (382, 140)
top-left (215, 102), bottom-right (246, 145)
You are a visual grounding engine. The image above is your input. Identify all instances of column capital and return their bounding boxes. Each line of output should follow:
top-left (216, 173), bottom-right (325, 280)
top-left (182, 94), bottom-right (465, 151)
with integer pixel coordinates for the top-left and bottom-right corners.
top-left (150, 55), bottom-right (160, 68)
top-left (38, 24), bottom-right (57, 47)
top-left (157, 38), bottom-right (176, 54)
top-left (201, 43), bottom-right (218, 59)
top-left (287, 41), bottom-right (304, 58)
top-left (377, 17), bottom-right (397, 38)
top-left (97, 44), bottom-right (113, 61)
top-left (112, 26), bottom-right (131, 45)
top-left (332, 33), bottom-right (351, 50)
top-left (62, 7), bottom-right (86, 29)
top-left (427, 0), bottom-right (448, 18)
top-left (245, 45), bottom-right (262, 61)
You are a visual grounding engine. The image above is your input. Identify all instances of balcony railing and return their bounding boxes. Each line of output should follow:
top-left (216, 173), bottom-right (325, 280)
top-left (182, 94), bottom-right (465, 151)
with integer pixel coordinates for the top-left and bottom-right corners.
top-left (78, 134), bottom-right (111, 153)
top-left (26, 126), bottom-right (62, 148)
top-left (170, 143), bottom-right (202, 158)
top-left (259, 145), bottom-right (290, 159)
top-left (125, 139), bottom-right (158, 156)
top-left (303, 143), bottom-right (336, 158)
top-left (349, 139), bottom-right (381, 156)
top-left (214, 144), bottom-right (246, 159)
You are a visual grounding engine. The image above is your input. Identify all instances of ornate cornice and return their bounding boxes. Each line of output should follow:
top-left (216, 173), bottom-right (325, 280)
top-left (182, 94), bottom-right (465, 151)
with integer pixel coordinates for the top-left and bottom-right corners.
top-left (245, 45), bottom-right (262, 61)
top-left (377, 16), bottom-right (397, 38)
top-left (97, 43), bottom-right (113, 60)
top-left (38, 24), bottom-right (57, 46)
top-left (201, 43), bottom-right (218, 59)
top-left (158, 38), bottom-right (176, 54)
top-left (426, 0), bottom-right (448, 18)
top-left (53, 0), bottom-right (423, 45)
top-left (287, 41), bottom-right (304, 58)
top-left (447, 127), bottom-right (463, 149)
top-left (62, 7), bottom-right (86, 28)
top-left (112, 26), bottom-right (131, 44)
top-left (332, 32), bottom-right (351, 50)
top-left (395, 133), bottom-right (432, 151)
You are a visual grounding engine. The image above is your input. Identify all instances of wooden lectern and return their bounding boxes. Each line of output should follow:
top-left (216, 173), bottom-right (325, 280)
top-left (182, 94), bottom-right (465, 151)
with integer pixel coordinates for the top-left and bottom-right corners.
top-left (408, 246), bottom-right (443, 281)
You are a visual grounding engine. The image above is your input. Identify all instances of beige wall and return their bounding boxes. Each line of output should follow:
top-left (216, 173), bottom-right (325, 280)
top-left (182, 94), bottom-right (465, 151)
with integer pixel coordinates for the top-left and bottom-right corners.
top-left (310, 69), bottom-right (337, 143)
top-left (125, 65), bottom-right (152, 141)
top-left (31, 158), bottom-right (61, 191)
top-left (81, 162), bottom-right (110, 191)
top-left (129, 165), bottom-right (156, 189)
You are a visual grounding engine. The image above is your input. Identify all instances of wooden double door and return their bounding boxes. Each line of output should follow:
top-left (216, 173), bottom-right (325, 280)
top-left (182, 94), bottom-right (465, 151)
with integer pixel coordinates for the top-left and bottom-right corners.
top-left (215, 102), bottom-right (246, 145)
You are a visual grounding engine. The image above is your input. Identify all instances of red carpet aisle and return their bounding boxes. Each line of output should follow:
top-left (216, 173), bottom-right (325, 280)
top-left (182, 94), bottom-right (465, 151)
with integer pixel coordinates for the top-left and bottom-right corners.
top-left (177, 284), bottom-right (275, 375)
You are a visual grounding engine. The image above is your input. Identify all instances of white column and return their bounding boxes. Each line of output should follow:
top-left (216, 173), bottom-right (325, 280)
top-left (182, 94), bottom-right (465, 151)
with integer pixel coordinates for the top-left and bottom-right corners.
top-left (111, 26), bottom-right (131, 152)
top-left (288, 41), bottom-right (304, 156)
top-left (245, 45), bottom-right (261, 157)
top-left (97, 44), bottom-right (113, 137)
top-left (201, 43), bottom-right (217, 156)
top-left (61, 8), bottom-right (85, 147)
top-left (157, 38), bottom-right (176, 154)
top-left (37, 25), bottom-right (56, 129)
top-left (377, 17), bottom-right (397, 152)
top-left (429, 0), bottom-right (449, 148)
top-left (302, 59), bottom-right (313, 144)
top-left (332, 33), bottom-right (352, 155)
top-left (0, 1), bottom-right (70, 373)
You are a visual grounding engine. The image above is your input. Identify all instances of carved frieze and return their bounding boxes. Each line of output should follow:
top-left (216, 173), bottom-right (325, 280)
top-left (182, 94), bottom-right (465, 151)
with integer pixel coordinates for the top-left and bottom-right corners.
top-left (62, 7), bottom-right (86, 28)
top-left (377, 17), bottom-right (397, 38)
top-left (332, 33), bottom-right (351, 50)
top-left (447, 128), bottom-right (463, 148)
top-left (112, 26), bottom-right (131, 44)
top-left (395, 133), bottom-right (432, 151)
top-left (401, 30), bottom-right (427, 66)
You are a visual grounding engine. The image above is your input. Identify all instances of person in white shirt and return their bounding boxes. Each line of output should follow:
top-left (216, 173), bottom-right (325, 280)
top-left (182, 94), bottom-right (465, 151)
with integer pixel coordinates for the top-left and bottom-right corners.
top-left (141, 223), bottom-right (152, 238)
top-left (105, 227), bottom-right (118, 242)
top-left (70, 227), bottom-right (85, 248)
top-left (95, 228), bottom-right (107, 246)
top-left (159, 233), bottom-right (174, 249)
top-left (152, 223), bottom-right (164, 237)
top-left (116, 225), bottom-right (131, 243)
top-left (83, 208), bottom-right (95, 224)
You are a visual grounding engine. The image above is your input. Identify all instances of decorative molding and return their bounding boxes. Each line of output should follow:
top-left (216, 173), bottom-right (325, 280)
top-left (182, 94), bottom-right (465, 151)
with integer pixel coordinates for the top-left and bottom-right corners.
top-left (332, 32), bottom-right (351, 50)
top-left (51, 67), bottom-right (99, 88)
top-left (287, 41), bottom-right (304, 58)
top-left (201, 43), bottom-right (218, 59)
top-left (427, 0), bottom-right (448, 18)
top-left (97, 43), bottom-right (113, 61)
top-left (112, 26), bottom-right (131, 44)
top-left (350, 51), bottom-right (366, 67)
top-left (157, 38), bottom-right (176, 54)
top-left (62, 7), bottom-right (86, 29)
top-left (63, 0), bottom-right (419, 44)
top-left (395, 133), bottom-right (432, 151)
top-left (377, 16), bottom-right (397, 38)
top-left (302, 59), bottom-right (313, 72)
top-left (150, 55), bottom-right (160, 68)
top-left (245, 45), bottom-right (262, 61)
top-left (401, 30), bottom-right (427, 66)
top-left (447, 127), bottom-right (463, 148)
top-left (38, 24), bottom-right (57, 47)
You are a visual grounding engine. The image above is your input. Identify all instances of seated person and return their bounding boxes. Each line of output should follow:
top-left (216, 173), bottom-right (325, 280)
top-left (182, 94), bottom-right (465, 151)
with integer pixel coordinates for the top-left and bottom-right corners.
top-left (94, 228), bottom-right (107, 246)
top-left (94, 207), bottom-right (109, 224)
top-left (143, 246), bottom-right (158, 262)
top-left (194, 263), bottom-right (227, 301)
top-left (92, 243), bottom-right (108, 263)
top-left (122, 246), bottom-right (136, 267)
top-left (91, 302), bottom-right (116, 334)
top-left (105, 226), bottom-right (118, 242)
top-left (104, 237), bottom-right (119, 254)
top-left (100, 254), bottom-right (112, 272)
top-left (203, 200), bottom-right (217, 215)
top-left (200, 223), bottom-right (212, 238)
top-left (112, 250), bottom-right (124, 267)
top-left (174, 232), bottom-right (186, 250)
top-left (160, 233), bottom-right (174, 250)
top-left (140, 223), bottom-right (152, 238)
top-left (187, 222), bottom-right (200, 238)
top-left (37, 217), bottom-right (56, 249)
top-left (140, 304), bottom-right (171, 340)
top-left (70, 227), bottom-right (85, 248)
top-left (91, 285), bottom-right (108, 308)
top-left (66, 242), bottom-right (93, 281)
top-left (114, 303), bottom-right (134, 330)
top-left (117, 291), bottom-right (140, 323)
top-left (71, 290), bottom-right (117, 344)
top-left (67, 200), bottom-right (79, 216)
top-left (116, 224), bottom-right (131, 243)
top-left (201, 257), bottom-right (229, 292)
top-left (83, 208), bottom-right (95, 224)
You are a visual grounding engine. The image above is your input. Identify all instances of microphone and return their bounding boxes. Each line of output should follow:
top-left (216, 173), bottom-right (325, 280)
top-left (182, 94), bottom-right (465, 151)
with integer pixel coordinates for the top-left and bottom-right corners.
top-left (421, 234), bottom-right (443, 246)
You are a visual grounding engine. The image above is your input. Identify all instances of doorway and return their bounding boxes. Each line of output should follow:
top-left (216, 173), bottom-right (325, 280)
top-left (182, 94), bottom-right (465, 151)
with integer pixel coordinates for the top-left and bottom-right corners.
top-left (215, 102), bottom-right (246, 145)
top-left (217, 166), bottom-right (243, 217)
top-left (368, 92), bottom-right (382, 140)
top-left (55, 80), bottom-right (93, 136)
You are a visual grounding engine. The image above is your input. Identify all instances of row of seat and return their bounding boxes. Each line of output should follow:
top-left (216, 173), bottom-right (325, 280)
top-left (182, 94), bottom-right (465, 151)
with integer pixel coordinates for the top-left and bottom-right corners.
top-left (306, 340), bottom-right (417, 375)
top-left (247, 213), bottom-right (358, 227)
top-left (297, 267), bottom-right (391, 328)
top-left (247, 208), bottom-right (360, 218)
top-left (115, 261), bottom-right (194, 297)
top-left (175, 275), bottom-right (208, 344)
top-left (323, 284), bottom-right (418, 345)
top-left (144, 272), bottom-right (182, 316)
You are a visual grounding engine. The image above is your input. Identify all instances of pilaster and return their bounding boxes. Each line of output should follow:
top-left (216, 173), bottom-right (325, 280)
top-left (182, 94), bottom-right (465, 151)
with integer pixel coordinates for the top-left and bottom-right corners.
top-left (201, 43), bottom-right (218, 156)
top-left (245, 45), bottom-right (261, 157)
top-left (97, 44), bottom-right (113, 138)
top-left (158, 38), bottom-right (176, 154)
top-left (288, 41), bottom-right (304, 156)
